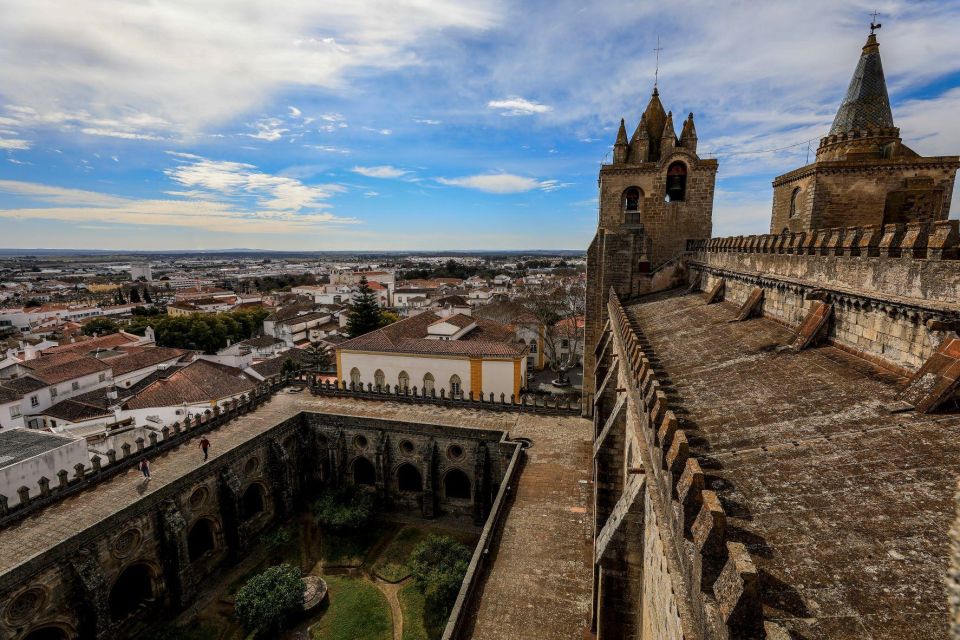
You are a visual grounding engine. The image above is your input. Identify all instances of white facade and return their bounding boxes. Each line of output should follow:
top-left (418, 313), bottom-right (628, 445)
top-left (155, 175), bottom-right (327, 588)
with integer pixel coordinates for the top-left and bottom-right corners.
top-left (338, 351), bottom-right (523, 399)
top-left (130, 263), bottom-right (153, 281)
top-left (0, 431), bottom-right (90, 507)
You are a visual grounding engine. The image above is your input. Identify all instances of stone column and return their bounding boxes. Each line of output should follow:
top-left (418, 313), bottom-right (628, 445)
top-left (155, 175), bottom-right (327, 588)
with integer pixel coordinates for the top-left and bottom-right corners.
top-left (473, 442), bottom-right (489, 525)
top-left (70, 548), bottom-right (110, 639)
top-left (158, 499), bottom-right (192, 607)
top-left (218, 468), bottom-right (245, 556)
top-left (421, 439), bottom-right (437, 519)
top-left (375, 431), bottom-right (390, 504)
top-left (268, 439), bottom-right (294, 517)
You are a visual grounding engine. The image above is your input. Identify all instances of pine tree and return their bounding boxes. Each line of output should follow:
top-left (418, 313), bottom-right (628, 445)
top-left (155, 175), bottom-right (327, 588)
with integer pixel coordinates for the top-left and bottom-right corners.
top-left (143, 288), bottom-right (152, 304)
top-left (346, 276), bottom-right (383, 338)
top-left (129, 287), bottom-right (141, 303)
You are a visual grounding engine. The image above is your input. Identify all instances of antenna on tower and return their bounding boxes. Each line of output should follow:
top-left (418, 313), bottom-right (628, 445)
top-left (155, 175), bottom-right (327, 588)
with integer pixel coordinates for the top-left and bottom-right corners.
top-left (870, 10), bottom-right (882, 34)
top-left (653, 36), bottom-right (664, 89)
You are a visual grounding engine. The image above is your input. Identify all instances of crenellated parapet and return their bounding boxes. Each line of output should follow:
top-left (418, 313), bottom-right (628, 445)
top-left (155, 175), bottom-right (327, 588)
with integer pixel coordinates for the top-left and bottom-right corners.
top-left (602, 289), bottom-right (773, 639)
top-left (692, 220), bottom-right (959, 261)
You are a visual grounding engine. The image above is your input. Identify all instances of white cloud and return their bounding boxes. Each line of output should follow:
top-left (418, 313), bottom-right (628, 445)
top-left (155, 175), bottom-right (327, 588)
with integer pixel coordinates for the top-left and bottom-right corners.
top-left (362, 126), bottom-right (392, 135)
top-left (437, 173), bottom-right (562, 194)
top-left (288, 106), bottom-right (302, 118)
top-left (487, 97), bottom-right (553, 116)
top-left (164, 153), bottom-right (346, 212)
top-left (0, 137), bottom-right (31, 150)
top-left (246, 117), bottom-right (288, 142)
top-left (304, 144), bottom-right (350, 154)
top-left (0, 2), bottom-right (499, 135)
top-left (414, 118), bottom-right (441, 125)
top-left (0, 179), bottom-right (358, 234)
top-left (352, 165), bottom-right (408, 179)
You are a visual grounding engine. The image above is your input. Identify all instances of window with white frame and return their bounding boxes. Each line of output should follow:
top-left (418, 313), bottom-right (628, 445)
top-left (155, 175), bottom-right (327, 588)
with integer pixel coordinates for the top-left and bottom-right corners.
top-left (10, 405), bottom-right (21, 418)
top-left (30, 395), bottom-right (39, 407)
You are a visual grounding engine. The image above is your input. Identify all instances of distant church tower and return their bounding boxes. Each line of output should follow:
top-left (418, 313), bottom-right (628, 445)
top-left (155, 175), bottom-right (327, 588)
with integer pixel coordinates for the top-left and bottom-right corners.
top-left (584, 87), bottom-right (717, 408)
top-left (771, 30), bottom-right (959, 232)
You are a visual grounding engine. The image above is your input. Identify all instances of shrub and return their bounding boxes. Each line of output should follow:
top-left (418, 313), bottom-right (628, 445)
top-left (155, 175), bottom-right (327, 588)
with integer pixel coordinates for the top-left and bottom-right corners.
top-left (264, 526), bottom-right (292, 556)
top-left (234, 563), bottom-right (305, 636)
top-left (408, 535), bottom-right (471, 629)
top-left (314, 486), bottom-right (374, 533)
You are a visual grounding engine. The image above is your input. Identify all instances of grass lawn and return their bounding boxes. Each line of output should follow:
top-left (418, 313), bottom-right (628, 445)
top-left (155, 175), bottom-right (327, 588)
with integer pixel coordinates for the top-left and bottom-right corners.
top-left (372, 526), bottom-right (430, 582)
top-left (319, 521), bottom-right (394, 568)
top-left (398, 583), bottom-right (430, 640)
top-left (310, 576), bottom-right (392, 640)
top-left (372, 526), bottom-right (479, 582)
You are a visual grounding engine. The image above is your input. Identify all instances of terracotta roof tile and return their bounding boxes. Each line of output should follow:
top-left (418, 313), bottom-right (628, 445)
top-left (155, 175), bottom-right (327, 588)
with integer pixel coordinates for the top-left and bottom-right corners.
top-left (123, 359), bottom-right (256, 409)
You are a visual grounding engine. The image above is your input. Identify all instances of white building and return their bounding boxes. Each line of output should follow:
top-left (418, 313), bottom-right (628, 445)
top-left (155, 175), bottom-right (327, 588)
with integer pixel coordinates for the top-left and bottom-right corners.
top-left (336, 309), bottom-right (528, 400)
top-left (0, 429), bottom-right (90, 507)
top-left (130, 262), bottom-right (153, 282)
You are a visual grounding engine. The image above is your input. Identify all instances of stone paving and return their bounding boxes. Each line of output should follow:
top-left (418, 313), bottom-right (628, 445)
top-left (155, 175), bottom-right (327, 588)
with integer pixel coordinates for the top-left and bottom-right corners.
top-left (0, 391), bottom-right (594, 639)
top-left (628, 291), bottom-right (960, 640)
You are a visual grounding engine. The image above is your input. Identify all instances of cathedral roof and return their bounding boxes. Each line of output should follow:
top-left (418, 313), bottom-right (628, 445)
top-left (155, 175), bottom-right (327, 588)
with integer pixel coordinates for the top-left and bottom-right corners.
top-left (642, 88), bottom-right (667, 143)
top-left (829, 33), bottom-right (894, 135)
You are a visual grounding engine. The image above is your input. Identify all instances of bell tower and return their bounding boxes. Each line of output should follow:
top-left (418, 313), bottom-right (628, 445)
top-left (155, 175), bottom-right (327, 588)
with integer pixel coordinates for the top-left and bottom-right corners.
top-left (584, 86), bottom-right (717, 409)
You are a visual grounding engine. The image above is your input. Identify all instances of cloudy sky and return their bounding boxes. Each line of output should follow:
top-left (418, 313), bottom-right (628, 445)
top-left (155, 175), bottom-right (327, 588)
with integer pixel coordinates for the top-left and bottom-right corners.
top-left (1, 0), bottom-right (958, 251)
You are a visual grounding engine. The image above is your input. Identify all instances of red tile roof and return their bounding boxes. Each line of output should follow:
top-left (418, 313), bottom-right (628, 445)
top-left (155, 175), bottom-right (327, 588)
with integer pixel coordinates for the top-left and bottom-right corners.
top-left (338, 311), bottom-right (526, 358)
top-left (123, 359), bottom-right (256, 409)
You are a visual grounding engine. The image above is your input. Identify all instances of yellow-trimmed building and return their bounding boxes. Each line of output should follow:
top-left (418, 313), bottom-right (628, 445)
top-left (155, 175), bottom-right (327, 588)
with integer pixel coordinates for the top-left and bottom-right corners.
top-left (335, 310), bottom-right (528, 399)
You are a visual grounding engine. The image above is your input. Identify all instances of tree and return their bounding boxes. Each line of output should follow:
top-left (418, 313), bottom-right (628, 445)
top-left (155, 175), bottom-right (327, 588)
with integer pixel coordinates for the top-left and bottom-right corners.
top-left (515, 279), bottom-right (586, 386)
top-left (234, 564), bottom-right (305, 636)
top-left (306, 344), bottom-right (333, 372)
top-left (129, 287), bottom-right (141, 303)
top-left (379, 310), bottom-right (401, 327)
top-left (345, 276), bottom-right (383, 338)
top-left (314, 486), bottom-right (374, 532)
top-left (280, 357), bottom-right (301, 375)
top-left (82, 318), bottom-right (120, 336)
top-left (409, 535), bottom-right (471, 628)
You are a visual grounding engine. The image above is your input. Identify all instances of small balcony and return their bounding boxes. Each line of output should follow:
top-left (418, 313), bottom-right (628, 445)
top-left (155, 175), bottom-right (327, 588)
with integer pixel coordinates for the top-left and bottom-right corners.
top-left (623, 212), bottom-right (643, 228)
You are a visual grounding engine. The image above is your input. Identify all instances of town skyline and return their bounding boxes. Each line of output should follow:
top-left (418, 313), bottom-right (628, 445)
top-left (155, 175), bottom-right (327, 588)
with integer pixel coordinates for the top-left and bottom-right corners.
top-left (2, 0), bottom-right (960, 251)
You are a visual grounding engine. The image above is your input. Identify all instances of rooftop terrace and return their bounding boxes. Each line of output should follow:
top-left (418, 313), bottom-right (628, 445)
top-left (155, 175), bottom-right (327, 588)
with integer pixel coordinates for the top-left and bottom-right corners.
top-left (627, 289), bottom-right (960, 639)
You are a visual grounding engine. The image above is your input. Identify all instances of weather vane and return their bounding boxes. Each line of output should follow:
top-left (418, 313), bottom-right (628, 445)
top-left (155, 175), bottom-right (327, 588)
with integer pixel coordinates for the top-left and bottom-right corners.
top-left (870, 10), bottom-right (882, 34)
top-left (653, 36), bottom-right (664, 89)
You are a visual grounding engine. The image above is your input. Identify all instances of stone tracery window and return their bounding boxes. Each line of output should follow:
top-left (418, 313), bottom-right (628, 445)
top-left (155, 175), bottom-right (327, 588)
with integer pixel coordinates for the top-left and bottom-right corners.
top-left (423, 372), bottom-right (435, 395)
top-left (350, 367), bottom-right (361, 387)
top-left (398, 371), bottom-right (410, 392)
top-left (449, 374), bottom-right (462, 399)
top-left (374, 369), bottom-right (385, 391)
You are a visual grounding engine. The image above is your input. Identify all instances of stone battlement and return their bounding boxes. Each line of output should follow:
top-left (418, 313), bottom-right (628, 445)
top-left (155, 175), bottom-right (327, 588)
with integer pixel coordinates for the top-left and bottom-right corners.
top-left (602, 289), bottom-right (768, 638)
top-left (690, 220), bottom-right (959, 261)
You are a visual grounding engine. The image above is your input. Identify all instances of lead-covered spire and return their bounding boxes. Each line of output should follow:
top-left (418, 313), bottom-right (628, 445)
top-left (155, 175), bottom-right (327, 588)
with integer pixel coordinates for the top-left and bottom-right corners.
top-left (829, 32), bottom-right (894, 135)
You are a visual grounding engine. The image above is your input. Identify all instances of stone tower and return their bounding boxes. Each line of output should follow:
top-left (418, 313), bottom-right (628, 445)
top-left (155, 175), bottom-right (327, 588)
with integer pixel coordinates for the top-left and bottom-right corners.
top-left (584, 87), bottom-right (717, 408)
top-left (770, 32), bottom-right (959, 232)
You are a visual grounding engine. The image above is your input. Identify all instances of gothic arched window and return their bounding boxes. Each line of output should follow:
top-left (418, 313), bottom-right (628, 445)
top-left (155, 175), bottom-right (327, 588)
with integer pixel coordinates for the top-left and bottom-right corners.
top-left (398, 371), bottom-right (410, 392)
top-left (789, 187), bottom-right (801, 218)
top-left (350, 367), bottom-right (361, 387)
top-left (665, 162), bottom-right (687, 202)
top-left (374, 369), bottom-right (385, 391)
top-left (450, 374), bottom-right (463, 399)
top-left (423, 373), bottom-right (435, 395)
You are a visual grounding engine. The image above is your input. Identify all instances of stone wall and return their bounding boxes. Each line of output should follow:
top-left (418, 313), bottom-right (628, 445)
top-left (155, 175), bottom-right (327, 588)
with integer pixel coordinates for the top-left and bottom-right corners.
top-left (770, 157), bottom-right (959, 233)
top-left (589, 291), bottom-right (771, 640)
top-left (0, 413), bottom-right (511, 640)
top-left (688, 221), bottom-right (960, 375)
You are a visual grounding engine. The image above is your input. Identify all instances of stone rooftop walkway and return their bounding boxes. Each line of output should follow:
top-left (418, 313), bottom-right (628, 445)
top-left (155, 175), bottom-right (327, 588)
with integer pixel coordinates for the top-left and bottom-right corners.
top-left (0, 392), bottom-right (593, 639)
top-left (628, 290), bottom-right (960, 640)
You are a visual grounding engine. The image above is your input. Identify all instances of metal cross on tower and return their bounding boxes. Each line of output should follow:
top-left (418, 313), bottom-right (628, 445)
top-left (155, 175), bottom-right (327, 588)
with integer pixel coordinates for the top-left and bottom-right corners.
top-left (870, 10), bottom-right (882, 34)
top-left (653, 36), bottom-right (663, 89)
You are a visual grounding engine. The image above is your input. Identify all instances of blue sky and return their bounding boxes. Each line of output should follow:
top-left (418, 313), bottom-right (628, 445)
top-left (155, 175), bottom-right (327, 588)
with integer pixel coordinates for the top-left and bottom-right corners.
top-left (1, 0), bottom-right (959, 251)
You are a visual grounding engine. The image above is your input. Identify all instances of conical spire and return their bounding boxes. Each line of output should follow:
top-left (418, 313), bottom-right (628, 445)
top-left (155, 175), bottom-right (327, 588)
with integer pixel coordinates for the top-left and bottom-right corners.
top-left (680, 112), bottom-right (697, 152)
top-left (613, 118), bottom-right (629, 163)
top-left (630, 113), bottom-right (648, 162)
top-left (642, 88), bottom-right (667, 143)
top-left (615, 118), bottom-right (629, 145)
top-left (661, 111), bottom-right (676, 140)
top-left (829, 32), bottom-right (894, 135)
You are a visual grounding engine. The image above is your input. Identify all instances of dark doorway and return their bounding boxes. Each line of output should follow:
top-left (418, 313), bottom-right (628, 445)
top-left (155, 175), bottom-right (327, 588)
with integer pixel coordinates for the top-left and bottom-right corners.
top-left (444, 469), bottom-right (471, 500)
top-left (109, 563), bottom-right (153, 621)
top-left (397, 463), bottom-right (423, 492)
top-left (23, 628), bottom-right (70, 640)
top-left (187, 518), bottom-right (216, 562)
top-left (241, 484), bottom-right (265, 521)
top-left (353, 457), bottom-right (376, 486)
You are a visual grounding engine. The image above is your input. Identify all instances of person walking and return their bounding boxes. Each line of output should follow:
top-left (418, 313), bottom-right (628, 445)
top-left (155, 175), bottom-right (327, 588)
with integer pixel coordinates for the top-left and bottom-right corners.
top-left (199, 436), bottom-right (211, 461)
top-left (139, 458), bottom-right (151, 479)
